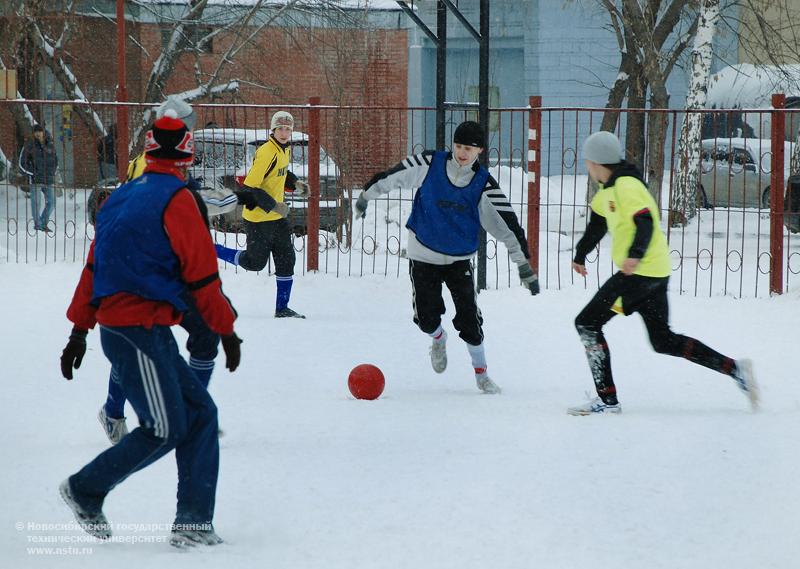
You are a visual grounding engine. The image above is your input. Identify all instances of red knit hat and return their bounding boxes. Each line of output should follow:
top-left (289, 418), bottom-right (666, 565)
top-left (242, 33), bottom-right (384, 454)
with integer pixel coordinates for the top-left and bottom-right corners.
top-left (144, 111), bottom-right (194, 167)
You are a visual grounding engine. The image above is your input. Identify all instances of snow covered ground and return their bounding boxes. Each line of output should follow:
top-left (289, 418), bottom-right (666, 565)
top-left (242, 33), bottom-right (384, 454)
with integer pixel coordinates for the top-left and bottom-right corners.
top-left (1, 257), bottom-right (799, 568)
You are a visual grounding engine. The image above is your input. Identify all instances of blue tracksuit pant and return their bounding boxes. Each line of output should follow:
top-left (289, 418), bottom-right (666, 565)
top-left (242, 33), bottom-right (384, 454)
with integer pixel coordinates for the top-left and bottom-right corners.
top-left (71, 325), bottom-right (219, 525)
top-left (104, 302), bottom-right (219, 418)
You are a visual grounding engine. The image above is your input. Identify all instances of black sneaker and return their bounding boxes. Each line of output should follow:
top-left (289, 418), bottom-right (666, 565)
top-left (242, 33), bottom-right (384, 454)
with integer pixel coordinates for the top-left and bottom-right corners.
top-left (275, 307), bottom-right (305, 319)
top-left (59, 478), bottom-right (111, 540)
top-left (170, 524), bottom-right (224, 548)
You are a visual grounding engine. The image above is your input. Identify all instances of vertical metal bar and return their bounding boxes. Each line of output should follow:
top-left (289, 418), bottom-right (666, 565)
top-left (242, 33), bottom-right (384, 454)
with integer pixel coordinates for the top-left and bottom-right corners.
top-left (527, 96), bottom-right (542, 277)
top-left (436, 0), bottom-right (446, 149)
top-left (115, 0), bottom-right (129, 180)
top-left (770, 93), bottom-right (785, 295)
top-left (476, 0), bottom-right (489, 291)
top-left (307, 97), bottom-right (321, 271)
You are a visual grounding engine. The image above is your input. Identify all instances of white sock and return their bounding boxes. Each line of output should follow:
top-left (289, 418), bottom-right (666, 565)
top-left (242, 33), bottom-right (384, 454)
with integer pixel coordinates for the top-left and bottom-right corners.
top-left (467, 343), bottom-right (487, 373)
top-left (428, 325), bottom-right (446, 343)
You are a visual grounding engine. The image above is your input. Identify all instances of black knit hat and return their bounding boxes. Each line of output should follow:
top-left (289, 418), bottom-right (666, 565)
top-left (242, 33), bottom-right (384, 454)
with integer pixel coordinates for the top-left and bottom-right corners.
top-left (33, 124), bottom-right (44, 133)
top-left (144, 111), bottom-right (194, 167)
top-left (453, 121), bottom-right (485, 148)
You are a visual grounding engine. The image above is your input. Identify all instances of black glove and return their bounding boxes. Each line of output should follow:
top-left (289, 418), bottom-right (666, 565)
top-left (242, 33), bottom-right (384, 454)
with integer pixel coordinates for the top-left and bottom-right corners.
top-left (294, 179), bottom-right (309, 198)
top-left (234, 189), bottom-right (258, 210)
top-left (60, 328), bottom-right (88, 380)
top-left (186, 175), bottom-right (202, 193)
top-left (518, 263), bottom-right (540, 296)
top-left (221, 333), bottom-right (242, 372)
top-left (354, 193), bottom-right (368, 218)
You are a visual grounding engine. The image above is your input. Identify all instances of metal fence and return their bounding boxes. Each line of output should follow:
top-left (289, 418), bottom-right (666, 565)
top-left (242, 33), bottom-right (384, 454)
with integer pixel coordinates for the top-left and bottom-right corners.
top-left (1, 97), bottom-right (798, 298)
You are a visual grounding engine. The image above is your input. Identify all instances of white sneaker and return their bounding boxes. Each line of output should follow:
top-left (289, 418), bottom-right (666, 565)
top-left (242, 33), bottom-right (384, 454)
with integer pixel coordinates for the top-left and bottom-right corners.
top-left (170, 524), bottom-right (224, 548)
top-left (98, 407), bottom-right (129, 445)
top-left (732, 359), bottom-right (759, 411)
top-left (59, 479), bottom-right (111, 540)
top-left (476, 371), bottom-right (501, 394)
top-left (429, 331), bottom-right (448, 373)
top-left (567, 396), bottom-right (621, 416)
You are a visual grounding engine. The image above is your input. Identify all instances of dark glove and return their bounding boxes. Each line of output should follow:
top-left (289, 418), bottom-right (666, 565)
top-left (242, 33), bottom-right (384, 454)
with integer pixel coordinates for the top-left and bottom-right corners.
top-left (221, 332), bottom-right (242, 372)
top-left (354, 193), bottom-right (368, 218)
top-left (186, 175), bottom-right (202, 192)
top-left (518, 263), bottom-right (540, 296)
top-left (294, 179), bottom-right (309, 198)
top-left (60, 328), bottom-right (88, 380)
top-left (234, 189), bottom-right (258, 210)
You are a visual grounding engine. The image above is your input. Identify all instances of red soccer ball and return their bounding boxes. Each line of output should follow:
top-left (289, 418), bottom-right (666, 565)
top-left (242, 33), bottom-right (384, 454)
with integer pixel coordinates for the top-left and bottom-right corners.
top-left (348, 364), bottom-right (385, 400)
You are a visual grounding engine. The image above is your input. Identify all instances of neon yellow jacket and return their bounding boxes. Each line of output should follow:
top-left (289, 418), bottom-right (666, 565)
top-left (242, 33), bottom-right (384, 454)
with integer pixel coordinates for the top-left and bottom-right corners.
top-left (126, 153), bottom-right (147, 182)
top-left (590, 175), bottom-right (671, 278)
top-left (242, 137), bottom-right (290, 223)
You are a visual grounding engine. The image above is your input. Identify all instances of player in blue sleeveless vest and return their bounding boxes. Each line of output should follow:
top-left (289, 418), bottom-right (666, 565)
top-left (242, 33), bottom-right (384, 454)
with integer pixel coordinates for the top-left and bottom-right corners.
top-left (59, 114), bottom-right (241, 548)
top-left (96, 98), bottom-right (224, 445)
top-left (355, 121), bottom-right (540, 394)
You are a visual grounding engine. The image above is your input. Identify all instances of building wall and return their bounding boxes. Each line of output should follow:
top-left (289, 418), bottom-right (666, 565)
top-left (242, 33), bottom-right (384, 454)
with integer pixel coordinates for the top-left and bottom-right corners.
top-left (737, 0), bottom-right (800, 65)
top-left (0, 9), bottom-right (408, 188)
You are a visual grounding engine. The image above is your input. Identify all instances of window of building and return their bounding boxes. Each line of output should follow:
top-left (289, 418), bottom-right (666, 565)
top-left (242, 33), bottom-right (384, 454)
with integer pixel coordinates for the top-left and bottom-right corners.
top-left (467, 85), bottom-right (500, 132)
top-left (161, 27), bottom-right (213, 54)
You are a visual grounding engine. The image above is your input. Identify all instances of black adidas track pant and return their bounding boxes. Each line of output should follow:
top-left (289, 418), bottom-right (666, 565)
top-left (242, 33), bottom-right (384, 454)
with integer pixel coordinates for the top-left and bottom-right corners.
top-left (409, 259), bottom-right (484, 346)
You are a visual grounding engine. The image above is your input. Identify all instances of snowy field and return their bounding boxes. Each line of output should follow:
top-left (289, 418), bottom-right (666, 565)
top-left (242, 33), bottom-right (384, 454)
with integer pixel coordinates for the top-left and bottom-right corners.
top-left (1, 258), bottom-right (799, 568)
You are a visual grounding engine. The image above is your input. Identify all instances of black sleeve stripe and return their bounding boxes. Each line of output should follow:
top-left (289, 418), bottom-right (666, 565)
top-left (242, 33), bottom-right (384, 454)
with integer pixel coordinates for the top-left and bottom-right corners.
top-left (186, 272), bottom-right (220, 291)
top-left (413, 155), bottom-right (422, 166)
top-left (262, 155), bottom-right (278, 183)
top-left (485, 191), bottom-right (507, 199)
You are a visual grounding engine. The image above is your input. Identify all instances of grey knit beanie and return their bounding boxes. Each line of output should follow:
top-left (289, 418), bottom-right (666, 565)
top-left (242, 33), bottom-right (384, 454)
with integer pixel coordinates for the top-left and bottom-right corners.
top-left (583, 131), bottom-right (624, 165)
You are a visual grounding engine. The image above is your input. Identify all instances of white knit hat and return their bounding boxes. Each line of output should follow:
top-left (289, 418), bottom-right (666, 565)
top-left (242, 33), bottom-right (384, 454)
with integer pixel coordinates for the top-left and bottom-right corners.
top-left (156, 96), bottom-right (195, 131)
top-left (583, 131), bottom-right (624, 165)
top-left (270, 111), bottom-right (294, 130)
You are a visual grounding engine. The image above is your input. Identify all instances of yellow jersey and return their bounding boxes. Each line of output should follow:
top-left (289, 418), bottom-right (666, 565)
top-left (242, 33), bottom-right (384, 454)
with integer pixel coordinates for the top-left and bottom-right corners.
top-left (590, 175), bottom-right (671, 278)
top-left (242, 137), bottom-right (290, 223)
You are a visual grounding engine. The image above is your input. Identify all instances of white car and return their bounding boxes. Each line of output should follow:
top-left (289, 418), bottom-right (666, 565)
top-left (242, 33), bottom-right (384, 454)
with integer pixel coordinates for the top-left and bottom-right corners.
top-left (190, 127), bottom-right (344, 233)
top-left (699, 138), bottom-right (793, 209)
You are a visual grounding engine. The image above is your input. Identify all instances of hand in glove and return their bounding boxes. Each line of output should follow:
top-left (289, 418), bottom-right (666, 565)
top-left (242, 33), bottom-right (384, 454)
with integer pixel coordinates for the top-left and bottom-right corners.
top-left (294, 179), bottom-right (309, 198)
top-left (221, 332), bottom-right (242, 372)
top-left (234, 189), bottom-right (258, 210)
top-left (354, 193), bottom-right (368, 219)
top-left (518, 263), bottom-right (540, 296)
top-left (272, 201), bottom-right (290, 218)
top-left (61, 328), bottom-right (88, 380)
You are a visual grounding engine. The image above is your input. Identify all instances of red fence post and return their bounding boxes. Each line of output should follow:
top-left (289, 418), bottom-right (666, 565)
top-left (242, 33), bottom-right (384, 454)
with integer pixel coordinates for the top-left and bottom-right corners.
top-left (307, 96), bottom-right (321, 271)
top-left (527, 96), bottom-right (542, 277)
top-left (770, 93), bottom-right (785, 295)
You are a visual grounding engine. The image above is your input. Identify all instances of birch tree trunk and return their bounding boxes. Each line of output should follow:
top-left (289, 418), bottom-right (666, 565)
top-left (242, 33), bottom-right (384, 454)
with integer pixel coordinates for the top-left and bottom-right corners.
top-left (671, 0), bottom-right (720, 226)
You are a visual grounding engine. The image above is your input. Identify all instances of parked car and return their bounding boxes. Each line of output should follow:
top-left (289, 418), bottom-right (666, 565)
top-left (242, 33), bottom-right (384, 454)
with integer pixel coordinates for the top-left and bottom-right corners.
top-left (190, 127), bottom-right (346, 234)
top-left (698, 138), bottom-right (794, 209)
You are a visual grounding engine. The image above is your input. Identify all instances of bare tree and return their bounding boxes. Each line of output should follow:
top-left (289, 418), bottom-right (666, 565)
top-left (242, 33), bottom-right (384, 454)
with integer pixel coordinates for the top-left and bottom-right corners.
top-left (672, 0), bottom-right (720, 226)
top-left (1, 0), bottom-right (366, 151)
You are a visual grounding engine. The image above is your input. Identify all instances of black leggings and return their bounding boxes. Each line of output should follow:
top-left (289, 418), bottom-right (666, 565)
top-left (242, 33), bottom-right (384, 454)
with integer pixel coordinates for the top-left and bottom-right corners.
top-left (575, 272), bottom-right (735, 403)
top-left (409, 259), bottom-right (484, 346)
top-left (237, 219), bottom-right (295, 276)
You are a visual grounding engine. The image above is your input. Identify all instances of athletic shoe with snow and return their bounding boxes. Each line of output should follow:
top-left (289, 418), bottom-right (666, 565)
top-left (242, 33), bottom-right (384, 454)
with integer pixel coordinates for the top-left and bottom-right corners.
top-left (98, 406), bottom-right (129, 445)
top-left (170, 524), bottom-right (224, 548)
top-left (275, 307), bottom-right (306, 319)
top-left (476, 371), bottom-right (501, 394)
top-left (567, 396), bottom-right (621, 416)
top-left (732, 358), bottom-right (759, 411)
top-left (59, 479), bottom-right (111, 540)
top-left (429, 331), bottom-right (448, 374)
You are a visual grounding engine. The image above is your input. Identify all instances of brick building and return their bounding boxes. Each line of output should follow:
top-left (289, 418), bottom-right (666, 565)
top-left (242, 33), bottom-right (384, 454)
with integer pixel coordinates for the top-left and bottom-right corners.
top-left (0, 1), bottom-right (409, 187)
